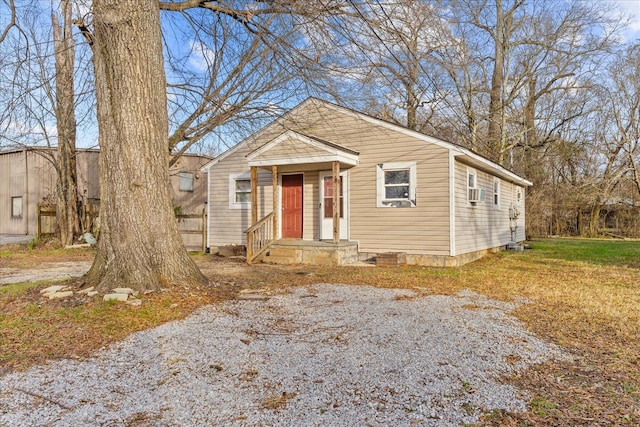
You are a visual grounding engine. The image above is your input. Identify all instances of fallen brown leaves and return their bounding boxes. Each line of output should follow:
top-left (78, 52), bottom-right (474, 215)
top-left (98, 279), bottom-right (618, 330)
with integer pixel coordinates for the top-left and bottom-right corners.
top-left (1, 242), bottom-right (639, 425)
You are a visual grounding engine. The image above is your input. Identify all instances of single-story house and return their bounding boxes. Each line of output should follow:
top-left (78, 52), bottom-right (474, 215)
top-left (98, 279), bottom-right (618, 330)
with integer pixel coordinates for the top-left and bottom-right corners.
top-left (203, 98), bottom-right (532, 266)
top-left (0, 147), bottom-right (211, 249)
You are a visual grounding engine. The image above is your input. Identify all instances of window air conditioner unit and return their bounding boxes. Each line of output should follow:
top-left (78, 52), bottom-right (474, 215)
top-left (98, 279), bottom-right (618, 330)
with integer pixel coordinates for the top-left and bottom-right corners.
top-left (468, 188), bottom-right (480, 202)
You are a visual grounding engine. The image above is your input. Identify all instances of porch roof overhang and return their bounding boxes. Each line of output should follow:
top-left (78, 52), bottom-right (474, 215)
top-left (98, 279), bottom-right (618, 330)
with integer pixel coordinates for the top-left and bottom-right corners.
top-left (246, 130), bottom-right (359, 169)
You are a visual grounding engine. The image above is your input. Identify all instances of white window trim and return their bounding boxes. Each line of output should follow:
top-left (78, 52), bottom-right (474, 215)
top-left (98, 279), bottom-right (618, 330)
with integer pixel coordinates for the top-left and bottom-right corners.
top-left (229, 172), bottom-right (252, 210)
top-left (467, 167), bottom-right (478, 206)
top-left (493, 177), bottom-right (501, 208)
top-left (376, 161), bottom-right (417, 208)
top-left (515, 186), bottom-right (523, 205)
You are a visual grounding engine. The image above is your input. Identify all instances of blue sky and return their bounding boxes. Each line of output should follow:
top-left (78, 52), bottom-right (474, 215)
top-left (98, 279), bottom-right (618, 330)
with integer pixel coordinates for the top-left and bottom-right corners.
top-left (615, 0), bottom-right (640, 40)
top-left (3, 1), bottom-right (640, 152)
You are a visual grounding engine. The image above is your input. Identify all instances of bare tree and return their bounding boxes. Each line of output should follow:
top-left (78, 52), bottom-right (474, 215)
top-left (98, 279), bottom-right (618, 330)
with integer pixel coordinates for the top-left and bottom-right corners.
top-left (52, 0), bottom-right (79, 245)
top-left (304, 0), bottom-right (451, 131)
top-left (0, 1), bottom-right (94, 244)
top-left (79, 0), bottom-right (346, 291)
top-left (160, 3), bottom-right (329, 164)
top-left (607, 44), bottom-right (640, 198)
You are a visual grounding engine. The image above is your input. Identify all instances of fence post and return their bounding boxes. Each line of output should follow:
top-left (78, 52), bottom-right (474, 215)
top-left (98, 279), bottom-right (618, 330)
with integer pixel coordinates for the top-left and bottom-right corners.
top-left (36, 203), bottom-right (41, 241)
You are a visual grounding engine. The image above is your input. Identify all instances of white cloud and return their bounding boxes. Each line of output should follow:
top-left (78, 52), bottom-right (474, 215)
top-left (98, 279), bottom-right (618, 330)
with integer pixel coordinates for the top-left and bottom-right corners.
top-left (617, 0), bottom-right (640, 31)
top-left (188, 40), bottom-right (216, 73)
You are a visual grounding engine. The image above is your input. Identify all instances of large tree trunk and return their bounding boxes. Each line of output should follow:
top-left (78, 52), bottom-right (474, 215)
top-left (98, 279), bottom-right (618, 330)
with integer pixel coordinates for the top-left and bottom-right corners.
top-left (487, 0), bottom-right (505, 163)
top-left (52, 0), bottom-right (79, 246)
top-left (86, 0), bottom-right (208, 292)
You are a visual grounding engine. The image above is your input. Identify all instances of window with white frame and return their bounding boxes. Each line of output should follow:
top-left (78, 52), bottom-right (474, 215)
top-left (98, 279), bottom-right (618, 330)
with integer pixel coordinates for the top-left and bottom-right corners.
top-left (229, 172), bottom-right (252, 209)
top-left (467, 168), bottom-right (479, 203)
top-left (493, 178), bottom-right (501, 207)
top-left (11, 196), bottom-right (22, 218)
top-left (179, 172), bottom-right (194, 192)
top-left (376, 162), bottom-right (417, 207)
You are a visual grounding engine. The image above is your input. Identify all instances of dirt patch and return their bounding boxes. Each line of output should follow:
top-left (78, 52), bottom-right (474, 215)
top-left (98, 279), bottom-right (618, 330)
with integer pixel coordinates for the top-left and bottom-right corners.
top-left (1, 246), bottom-right (638, 425)
top-left (0, 261), bottom-right (92, 285)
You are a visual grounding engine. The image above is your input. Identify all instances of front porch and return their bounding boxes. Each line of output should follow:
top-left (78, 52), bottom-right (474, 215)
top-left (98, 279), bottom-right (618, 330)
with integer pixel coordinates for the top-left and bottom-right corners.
top-left (263, 239), bottom-right (359, 265)
top-left (244, 130), bottom-right (360, 265)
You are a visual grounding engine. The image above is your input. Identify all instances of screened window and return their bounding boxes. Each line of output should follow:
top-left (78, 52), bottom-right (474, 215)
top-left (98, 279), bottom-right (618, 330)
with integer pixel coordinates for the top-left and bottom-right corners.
top-left (467, 168), bottom-right (479, 204)
top-left (179, 172), bottom-right (194, 192)
top-left (235, 179), bottom-right (251, 203)
top-left (493, 178), bottom-right (501, 207)
top-left (11, 196), bottom-right (22, 218)
top-left (229, 172), bottom-right (252, 209)
top-left (467, 168), bottom-right (477, 190)
top-left (384, 169), bottom-right (410, 200)
top-left (376, 162), bottom-right (417, 207)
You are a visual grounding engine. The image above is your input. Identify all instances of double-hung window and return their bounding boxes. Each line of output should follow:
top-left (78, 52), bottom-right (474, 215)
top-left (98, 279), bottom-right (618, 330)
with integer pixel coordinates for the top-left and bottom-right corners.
top-left (229, 172), bottom-right (252, 209)
top-left (467, 168), bottom-right (479, 204)
top-left (493, 178), bottom-right (501, 208)
top-left (376, 162), bottom-right (417, 207)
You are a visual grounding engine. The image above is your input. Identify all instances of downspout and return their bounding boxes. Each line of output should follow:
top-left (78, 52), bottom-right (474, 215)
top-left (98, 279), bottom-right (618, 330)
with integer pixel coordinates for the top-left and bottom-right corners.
top-left (449, 151), bottom-right (456, 257)
top-left (24, 149), bottom-right (29, 235)
top-left (206, 169), bottom-right (210, 251)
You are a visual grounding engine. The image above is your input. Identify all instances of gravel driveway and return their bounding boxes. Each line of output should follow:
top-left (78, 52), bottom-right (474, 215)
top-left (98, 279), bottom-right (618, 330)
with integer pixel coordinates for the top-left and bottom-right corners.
top-left (0, 284), bottom-right (563, 426)
top-left (0, 234), bottom-right (33, 246)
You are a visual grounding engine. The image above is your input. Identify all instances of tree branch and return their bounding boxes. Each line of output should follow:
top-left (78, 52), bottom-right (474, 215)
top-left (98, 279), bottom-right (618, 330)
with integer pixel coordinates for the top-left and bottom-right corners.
top-left (0, 0), bottom-right (16, 43)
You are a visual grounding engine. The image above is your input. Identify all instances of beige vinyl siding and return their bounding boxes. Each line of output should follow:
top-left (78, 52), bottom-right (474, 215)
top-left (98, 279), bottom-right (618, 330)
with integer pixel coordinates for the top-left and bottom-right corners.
top-left (209, 102), bottom-right (451, 255)
top-left (209, 142), bottom-right (274, 246)
top-left (291, 105), bottom-right (451, 255)
top-left (254, 139), bottom-right (329, 162)
top-left (303, 173), bottom-right (319, 240)
top-left (454, 161), bottom-right (526, 254)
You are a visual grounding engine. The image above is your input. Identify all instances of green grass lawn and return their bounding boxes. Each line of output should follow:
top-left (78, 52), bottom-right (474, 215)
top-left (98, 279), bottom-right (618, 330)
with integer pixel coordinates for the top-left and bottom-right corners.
top-left (528, 238), bottom-right (640, 268)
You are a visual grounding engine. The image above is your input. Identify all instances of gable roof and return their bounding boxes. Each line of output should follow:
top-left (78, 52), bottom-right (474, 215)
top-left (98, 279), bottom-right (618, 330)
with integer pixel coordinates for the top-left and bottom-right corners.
top-left (204, 97), bottom-right (532, 186)
top-left (246, 130), bottom-right (359, 167)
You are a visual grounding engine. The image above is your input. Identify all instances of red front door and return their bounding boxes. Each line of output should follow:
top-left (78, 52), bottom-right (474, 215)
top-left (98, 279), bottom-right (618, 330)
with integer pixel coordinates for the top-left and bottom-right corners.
top-left (281, 174), bottom-right (303, 238)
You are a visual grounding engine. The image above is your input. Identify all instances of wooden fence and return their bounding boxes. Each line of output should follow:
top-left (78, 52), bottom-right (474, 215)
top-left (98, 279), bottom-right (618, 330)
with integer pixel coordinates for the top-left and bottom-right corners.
top-left (176, 209), bottom-right (207, 252)
top-left (35, 204), bottom-right (57, 238)
top-left (36, 204), bottom-right (207, 252)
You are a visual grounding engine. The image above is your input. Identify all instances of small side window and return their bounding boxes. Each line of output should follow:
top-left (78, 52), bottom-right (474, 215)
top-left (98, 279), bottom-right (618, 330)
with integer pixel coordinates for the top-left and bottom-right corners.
top-left (179, 172), bottom-right (194, 192)
top-left (11, 196), bottom-right (22, 218)
top-left (493, 178), bottom-right (501, 208)
top-left (467, 168), bottom-right (479, 204)
top-left (229, 172), bottom-right (252, 209)
top-left (234, 179), bottom-right (251, 204)
top-left (376, 162), bottom-right (417, 208)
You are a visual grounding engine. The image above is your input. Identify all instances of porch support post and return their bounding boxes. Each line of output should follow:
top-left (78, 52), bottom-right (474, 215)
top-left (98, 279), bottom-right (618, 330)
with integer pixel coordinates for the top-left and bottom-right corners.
top-left (272, 165), bottom-right (278, 240)
top-left (332, 160), bottom-right (340, 243)
top-left (250, 166), bottom-right (258, 226)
